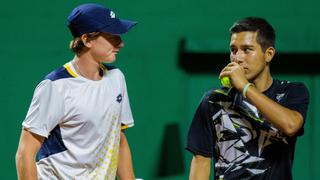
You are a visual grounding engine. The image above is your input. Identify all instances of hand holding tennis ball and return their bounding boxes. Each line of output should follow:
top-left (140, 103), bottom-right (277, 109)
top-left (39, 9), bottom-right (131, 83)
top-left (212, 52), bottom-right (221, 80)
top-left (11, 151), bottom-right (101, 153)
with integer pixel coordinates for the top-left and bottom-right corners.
top-left (220, 77), bottom-right (232, 88)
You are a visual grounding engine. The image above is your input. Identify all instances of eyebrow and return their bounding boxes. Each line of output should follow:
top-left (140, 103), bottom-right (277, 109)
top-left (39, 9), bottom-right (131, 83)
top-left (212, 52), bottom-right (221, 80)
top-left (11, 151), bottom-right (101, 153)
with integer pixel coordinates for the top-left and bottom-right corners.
top-left (229, 44), bottom-right (255, 49)
top-left (241, 45), bottom-right (255, 48)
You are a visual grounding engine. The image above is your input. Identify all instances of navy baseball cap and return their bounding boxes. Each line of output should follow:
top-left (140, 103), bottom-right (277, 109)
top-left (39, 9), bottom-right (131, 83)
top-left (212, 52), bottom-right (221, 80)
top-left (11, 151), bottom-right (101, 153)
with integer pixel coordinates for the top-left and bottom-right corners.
top-left (67, 3), bottom-right (137, 37)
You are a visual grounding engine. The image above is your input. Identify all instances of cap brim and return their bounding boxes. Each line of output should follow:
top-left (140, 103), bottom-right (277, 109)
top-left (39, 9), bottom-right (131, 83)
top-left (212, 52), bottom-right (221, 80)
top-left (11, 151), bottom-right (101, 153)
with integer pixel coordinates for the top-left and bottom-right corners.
top-left (101, 19), bottom-right (137, 35)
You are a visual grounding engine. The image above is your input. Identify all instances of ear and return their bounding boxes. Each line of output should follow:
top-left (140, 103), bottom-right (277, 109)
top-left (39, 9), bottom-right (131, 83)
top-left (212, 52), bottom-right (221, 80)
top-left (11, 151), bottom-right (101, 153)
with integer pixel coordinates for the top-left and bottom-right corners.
top-left (80, 34), bottom-right (92, 48)
top-left (264, 47), bottom-right (275, 63)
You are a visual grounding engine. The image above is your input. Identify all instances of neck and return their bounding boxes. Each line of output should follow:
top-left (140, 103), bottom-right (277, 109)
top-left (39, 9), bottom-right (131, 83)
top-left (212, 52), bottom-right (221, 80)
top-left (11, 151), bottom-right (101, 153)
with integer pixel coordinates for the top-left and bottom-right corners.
top-left (252, 66), bottom-right (273, 92)
top-left (73, 55), bottom-right (102, 81)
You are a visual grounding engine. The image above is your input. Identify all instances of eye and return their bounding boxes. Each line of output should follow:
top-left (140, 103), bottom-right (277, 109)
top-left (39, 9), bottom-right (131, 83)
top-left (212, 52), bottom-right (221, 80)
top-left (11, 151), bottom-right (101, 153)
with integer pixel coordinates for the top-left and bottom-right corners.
top-left (244, 48), bottom-right (253, 53)
top-left (230, 48), bottom-right (237, 54)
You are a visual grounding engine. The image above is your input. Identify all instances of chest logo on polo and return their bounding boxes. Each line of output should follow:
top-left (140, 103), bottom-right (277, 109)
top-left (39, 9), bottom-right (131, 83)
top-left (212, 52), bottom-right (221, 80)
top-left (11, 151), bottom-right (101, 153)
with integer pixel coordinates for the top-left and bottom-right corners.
top-left (276, 93), bottom-right (285, 102)
top-left (116, 94), bottom-right (122, 103)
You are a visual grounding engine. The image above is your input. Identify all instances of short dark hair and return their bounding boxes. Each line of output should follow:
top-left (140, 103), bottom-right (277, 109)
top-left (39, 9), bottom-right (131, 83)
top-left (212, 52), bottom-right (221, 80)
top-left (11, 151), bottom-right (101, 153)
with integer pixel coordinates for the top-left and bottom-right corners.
top-left (229, 17), bottom-right (275, 52)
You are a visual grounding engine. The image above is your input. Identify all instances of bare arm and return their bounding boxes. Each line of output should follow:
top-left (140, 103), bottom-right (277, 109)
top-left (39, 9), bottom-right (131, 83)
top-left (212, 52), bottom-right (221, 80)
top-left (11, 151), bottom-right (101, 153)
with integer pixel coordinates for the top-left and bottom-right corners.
top-left (220, 62), bottom-right (303, 136)
top-left (245, 86), bottom-right (303, 136)
top-left (189, 155), bottom-right (211, 180)
top-left (16, 129), bottom-right (44, 180)
top-left (117, 130), bottom-right (135, 180)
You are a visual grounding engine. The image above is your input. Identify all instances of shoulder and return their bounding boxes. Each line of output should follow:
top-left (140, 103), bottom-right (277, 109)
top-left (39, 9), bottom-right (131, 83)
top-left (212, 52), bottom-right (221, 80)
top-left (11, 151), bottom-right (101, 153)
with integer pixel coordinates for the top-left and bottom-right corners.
top-left (272, 79), bottom-right (309, 105)
top-left (101, 63), bottom-right (118, 71)
top-left (44, 64), bottom-right (77, 81)
top-left (32, 79), bottom-right (60, 99)
top-left (203, 87), bottom-right (236, 103)
top-left (101, 63), bottom-right (124, 78)
top-left (194, 87), bottom-right (236, 114)
top-left (101, 63), bottom-right (120, 74)
top-left (274, 79), bottom-right (309, 94)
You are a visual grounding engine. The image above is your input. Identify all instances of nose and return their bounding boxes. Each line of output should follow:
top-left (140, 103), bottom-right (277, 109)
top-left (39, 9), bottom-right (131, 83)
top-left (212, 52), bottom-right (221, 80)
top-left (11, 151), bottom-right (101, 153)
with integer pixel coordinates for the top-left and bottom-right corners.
top-left (230, 51), bottom-right (244, 63)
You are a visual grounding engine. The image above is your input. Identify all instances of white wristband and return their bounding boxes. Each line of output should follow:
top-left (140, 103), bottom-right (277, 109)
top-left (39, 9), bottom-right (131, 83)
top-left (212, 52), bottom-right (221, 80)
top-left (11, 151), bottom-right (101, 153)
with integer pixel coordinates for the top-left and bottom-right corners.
top-left (242, 83), bottom-right (254, 98)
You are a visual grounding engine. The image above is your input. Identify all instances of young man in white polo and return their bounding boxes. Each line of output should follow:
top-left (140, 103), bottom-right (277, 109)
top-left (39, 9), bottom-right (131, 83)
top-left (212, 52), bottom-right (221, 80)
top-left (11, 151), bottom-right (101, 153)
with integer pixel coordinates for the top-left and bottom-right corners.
top-left (16, 3), bottom-right (137, 180)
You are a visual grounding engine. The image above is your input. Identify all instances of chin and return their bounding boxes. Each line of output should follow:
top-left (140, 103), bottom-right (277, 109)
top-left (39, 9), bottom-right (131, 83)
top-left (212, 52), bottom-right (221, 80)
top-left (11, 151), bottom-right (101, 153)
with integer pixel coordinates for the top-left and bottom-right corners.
top-left (246, 74), bottom-right (253, 81)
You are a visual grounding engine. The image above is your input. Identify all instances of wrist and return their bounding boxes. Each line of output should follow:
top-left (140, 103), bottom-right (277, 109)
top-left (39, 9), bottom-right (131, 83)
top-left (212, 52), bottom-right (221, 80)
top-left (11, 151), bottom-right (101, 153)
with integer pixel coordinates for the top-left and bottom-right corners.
top-left (242, 83), bottom-right (254, 98)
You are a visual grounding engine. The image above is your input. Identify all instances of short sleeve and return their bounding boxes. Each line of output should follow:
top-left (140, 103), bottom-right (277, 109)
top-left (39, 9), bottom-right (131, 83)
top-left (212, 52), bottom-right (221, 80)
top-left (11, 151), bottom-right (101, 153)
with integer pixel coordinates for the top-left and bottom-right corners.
top-left (282, 83), bottom-right (310, 136)
top-left (284, 83), bottom-right (309, 120)
top-left (22, 80), bottom-right (65, 138)
top-left (118, 73), bottom-right (134, 130)
top-left (186, 93), bottom-right (216, 157)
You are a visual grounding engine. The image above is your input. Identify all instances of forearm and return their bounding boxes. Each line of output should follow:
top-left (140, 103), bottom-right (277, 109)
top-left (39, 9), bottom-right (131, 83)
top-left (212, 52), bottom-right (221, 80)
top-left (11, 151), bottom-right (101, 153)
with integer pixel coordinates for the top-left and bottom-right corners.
top-left (16, 129), bottom-right (43, 180)
top-left (245, 86), bottom-right (303, 136)
top-left (16, 154), bottom-right (38, 180)
top-left (189, 155), bottom-right (211, 180)
top-left (117, 131), bottom-right (135, 180)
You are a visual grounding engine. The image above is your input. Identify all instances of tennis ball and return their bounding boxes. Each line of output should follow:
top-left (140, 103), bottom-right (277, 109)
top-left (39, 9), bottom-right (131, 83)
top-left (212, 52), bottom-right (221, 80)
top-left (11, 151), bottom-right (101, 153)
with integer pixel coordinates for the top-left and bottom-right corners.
top-left (221, 77), bottom-right (232, 88)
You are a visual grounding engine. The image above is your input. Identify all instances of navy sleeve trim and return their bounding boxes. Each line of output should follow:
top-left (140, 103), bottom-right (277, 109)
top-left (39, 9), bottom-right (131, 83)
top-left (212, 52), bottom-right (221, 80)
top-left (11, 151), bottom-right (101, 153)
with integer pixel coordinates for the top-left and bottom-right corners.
top-left (101, 63), bottom-right (118, 71)
top-left (44, 66), bottom-right (75, 81)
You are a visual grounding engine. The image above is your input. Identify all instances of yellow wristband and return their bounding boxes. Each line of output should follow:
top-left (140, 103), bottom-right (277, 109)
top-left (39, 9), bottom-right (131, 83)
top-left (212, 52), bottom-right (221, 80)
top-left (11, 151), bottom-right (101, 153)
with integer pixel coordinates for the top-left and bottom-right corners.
top-left (242, 83), bottom-right (254, 98)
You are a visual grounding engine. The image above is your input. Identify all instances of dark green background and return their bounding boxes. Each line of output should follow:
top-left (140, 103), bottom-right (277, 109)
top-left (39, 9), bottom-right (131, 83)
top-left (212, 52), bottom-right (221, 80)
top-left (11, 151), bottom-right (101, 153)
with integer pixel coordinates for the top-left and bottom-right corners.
top-left (1, 0), bottom-right (319, 179)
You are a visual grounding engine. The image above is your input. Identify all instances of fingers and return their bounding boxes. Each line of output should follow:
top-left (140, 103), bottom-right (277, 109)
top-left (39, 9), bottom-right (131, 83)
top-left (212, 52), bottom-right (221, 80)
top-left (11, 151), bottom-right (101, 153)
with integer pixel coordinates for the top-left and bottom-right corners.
top-left (219, 62), bottom-right (239, 78)
top-left (219, 66), bottom-right (230, 79)
top-left (226, 62), bottom-right (238, 67)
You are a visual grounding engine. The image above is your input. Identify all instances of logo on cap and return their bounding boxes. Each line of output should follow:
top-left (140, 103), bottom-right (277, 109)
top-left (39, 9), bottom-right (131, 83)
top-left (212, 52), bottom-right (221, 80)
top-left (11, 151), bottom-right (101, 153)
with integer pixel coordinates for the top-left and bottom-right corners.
top-left (110, 11), bottom-right (116, 18)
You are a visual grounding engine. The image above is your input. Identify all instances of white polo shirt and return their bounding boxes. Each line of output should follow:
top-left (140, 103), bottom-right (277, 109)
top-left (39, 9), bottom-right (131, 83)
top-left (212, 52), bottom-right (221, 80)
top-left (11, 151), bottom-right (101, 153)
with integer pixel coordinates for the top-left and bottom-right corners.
top-left (22, 62), bottom-right (134, 179)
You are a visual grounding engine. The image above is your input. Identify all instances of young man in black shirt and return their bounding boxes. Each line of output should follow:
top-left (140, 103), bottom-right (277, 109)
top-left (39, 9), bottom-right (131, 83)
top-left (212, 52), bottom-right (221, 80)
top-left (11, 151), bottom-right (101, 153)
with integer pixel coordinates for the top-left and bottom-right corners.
top-left (187, 17), bottom-right (309, 180)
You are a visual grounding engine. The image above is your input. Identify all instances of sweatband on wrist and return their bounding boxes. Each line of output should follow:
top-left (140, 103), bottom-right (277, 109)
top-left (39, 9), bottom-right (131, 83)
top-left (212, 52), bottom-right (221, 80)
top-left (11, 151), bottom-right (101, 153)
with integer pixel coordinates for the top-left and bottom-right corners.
top-left (242, 83), bottom-right (254, 98)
